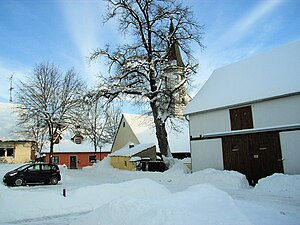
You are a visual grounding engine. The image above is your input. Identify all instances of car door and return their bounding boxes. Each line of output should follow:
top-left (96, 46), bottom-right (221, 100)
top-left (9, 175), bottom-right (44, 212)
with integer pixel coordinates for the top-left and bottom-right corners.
top-left (25, 164), bottom-right (41, 183)
top-left (40, 164), bottom-right (53, 182)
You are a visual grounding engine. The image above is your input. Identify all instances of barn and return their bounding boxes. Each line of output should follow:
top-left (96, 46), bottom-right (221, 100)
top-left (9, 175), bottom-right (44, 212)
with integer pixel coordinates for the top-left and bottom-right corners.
top-left (185, 40), bottom-right (300, 185)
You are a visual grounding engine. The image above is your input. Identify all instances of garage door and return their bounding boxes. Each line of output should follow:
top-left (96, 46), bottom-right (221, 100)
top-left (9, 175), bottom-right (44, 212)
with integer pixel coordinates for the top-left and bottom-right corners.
top-left (222, 132), bottom-right (284, 185)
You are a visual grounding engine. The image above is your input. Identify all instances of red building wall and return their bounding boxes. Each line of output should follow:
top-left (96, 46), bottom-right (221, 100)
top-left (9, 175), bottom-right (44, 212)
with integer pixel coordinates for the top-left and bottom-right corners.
top-left (44, 152), bottom-right (110, 169)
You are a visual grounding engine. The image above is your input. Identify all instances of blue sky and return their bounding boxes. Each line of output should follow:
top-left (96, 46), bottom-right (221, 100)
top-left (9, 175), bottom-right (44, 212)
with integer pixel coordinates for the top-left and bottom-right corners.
top-left (0, 0), bottom-right (300, 104)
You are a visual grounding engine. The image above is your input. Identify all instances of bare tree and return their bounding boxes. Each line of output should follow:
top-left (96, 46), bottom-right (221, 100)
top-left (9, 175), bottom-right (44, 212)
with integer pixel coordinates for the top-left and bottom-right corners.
top-left (16, 62), bottom-right (86, 162)
top-left (90, 0), bottom-right (204, 157)
top-left (80, 100), bottom-right (121, 154)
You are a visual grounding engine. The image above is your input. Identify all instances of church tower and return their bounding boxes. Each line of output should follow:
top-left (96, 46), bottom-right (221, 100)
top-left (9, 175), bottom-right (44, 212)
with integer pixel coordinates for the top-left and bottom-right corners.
top-left (160, 19), bottom-right (190, 117)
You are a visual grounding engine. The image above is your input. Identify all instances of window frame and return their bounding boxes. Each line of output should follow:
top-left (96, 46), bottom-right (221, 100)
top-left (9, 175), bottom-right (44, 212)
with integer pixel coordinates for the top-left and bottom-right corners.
top-left (229, 106), bottom-right (254, 130)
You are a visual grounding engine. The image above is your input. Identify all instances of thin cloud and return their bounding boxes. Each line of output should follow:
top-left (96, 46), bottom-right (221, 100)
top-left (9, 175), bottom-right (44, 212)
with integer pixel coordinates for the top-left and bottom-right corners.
top-left (222, 0), bottom-right (284, 46)
top-left (193, 0), bottom-right (286, 91)
top-left (232, 0), bottom-right (284, 35)
top-left (58, 0), bottom-right (105, 84)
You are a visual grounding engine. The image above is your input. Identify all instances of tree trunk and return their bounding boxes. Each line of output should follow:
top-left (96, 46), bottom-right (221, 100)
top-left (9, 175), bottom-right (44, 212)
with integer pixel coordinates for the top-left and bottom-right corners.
top-left (49, 138), bottom-right (54, 163)
top-left (150, 102), bottom-right (172, 157)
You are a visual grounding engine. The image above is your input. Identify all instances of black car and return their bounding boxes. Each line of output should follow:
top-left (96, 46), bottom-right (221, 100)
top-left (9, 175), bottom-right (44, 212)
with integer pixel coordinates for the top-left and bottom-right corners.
top-left (3, 163), bottom-right (61, 186)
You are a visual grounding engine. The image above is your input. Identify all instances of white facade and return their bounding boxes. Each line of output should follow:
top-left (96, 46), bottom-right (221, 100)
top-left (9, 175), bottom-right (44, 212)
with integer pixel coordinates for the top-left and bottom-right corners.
top-left (189, 94), bottom-right (300, 174)
top-left (186, 40), bottom-right (300, 178)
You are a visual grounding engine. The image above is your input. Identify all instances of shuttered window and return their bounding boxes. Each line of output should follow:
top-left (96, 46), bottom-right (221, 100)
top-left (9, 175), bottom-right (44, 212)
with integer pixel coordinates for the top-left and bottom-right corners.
top-left (230, 106), bottom-right (253, 130)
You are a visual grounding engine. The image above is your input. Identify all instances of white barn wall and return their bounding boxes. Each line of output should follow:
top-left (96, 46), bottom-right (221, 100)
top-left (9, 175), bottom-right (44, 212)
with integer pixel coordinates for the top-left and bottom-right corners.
top-left (189, 95), bottom-right (300, 173)
top-left (280, 130), bottom-right (300, 174)
top-left (189, 109), bottom-right (230, 137)
top-left (191, 139), bottom-right (223, 171)
top-left (253, 95), bottom-right (300, 129)
top-left (189, 95), bottom-right (300, 138)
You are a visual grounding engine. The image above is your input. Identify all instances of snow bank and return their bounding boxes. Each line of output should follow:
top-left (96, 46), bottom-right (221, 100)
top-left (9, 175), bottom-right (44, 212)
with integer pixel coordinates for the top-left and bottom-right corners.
top-left (0, 178), bottom-right (169, 223)
top-left (164, 158), bottom-right (191, 174)
top-left (190, 168), bottom-right (250, 189)
top-left (71, 183), bottom-right (252, 225)
top-left (82, 156), bottom-right (114, 171)
top-left (255, 173), bottom-right (300, 199)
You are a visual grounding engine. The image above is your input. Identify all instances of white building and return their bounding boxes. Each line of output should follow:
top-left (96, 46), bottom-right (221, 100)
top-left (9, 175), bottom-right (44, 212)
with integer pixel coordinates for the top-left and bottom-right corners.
top-left (185, 40), bottom-right (300, 185)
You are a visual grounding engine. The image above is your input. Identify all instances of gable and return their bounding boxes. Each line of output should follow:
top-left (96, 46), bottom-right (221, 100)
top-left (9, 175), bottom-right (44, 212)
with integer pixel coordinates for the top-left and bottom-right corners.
top-left (112, 114), bottom-right (190, 153)
top-left (185, 40), bottom-right (300, 115)
top-left (111, 114), bottom-right (140, 152)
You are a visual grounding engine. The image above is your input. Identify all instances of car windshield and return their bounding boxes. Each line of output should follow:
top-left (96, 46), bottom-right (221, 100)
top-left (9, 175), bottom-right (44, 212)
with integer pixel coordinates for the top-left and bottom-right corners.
top-left (14, 164), bottom-right (30, 171)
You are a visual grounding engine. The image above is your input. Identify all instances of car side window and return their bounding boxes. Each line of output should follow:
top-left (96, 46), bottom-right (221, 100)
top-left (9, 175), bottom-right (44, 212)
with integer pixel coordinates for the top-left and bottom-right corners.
top-left (51, 165), bottom-right (58, 171)
top-left (28, 165), bottom-right (40, 172)
top-left (42, 164), bottom-right (52, 171)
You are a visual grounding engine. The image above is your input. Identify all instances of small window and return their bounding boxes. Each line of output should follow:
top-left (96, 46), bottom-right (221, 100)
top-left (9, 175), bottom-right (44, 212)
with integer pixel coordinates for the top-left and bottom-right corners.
top-left (51, 156), bottom-right (59, 164)
top-left (124, 161), bottom-right (127, 167)
top-left (74, 137), bottom-right (82, 144)
top-left (230, 106), bottom-right (253, 130)
top-left (123, 122), bottom-right (126, 127)
top-left (6, 148), bottom-right (14, 157)
top-left (89, 155), bottom-right (96, 163)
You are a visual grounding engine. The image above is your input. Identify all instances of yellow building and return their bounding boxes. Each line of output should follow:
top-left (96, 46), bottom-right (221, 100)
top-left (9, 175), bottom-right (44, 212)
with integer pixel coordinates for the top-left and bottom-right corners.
top-left (110, 143), bottom-right (156, 171)
top-left (0, 141), bottom-right (36, 164)
top-left (0, 102), bottom-right (36, 164)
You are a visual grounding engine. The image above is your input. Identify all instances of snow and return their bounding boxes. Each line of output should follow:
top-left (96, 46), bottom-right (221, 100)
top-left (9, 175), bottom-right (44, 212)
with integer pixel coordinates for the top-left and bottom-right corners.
top-left (71, 184), bottom-right (251, 225)
top-left (110, 142), bottom-right (155, 157)
top-left (0, 102), bottom-right (28, 141)
top-left (41, 131), bottom-right (112, 153)
top-left (254, 173), bottom-right (300, 198)
top-left (0, 160), bottom-right (300, 225)
top-left (185, 40), bottom-right (300, 115)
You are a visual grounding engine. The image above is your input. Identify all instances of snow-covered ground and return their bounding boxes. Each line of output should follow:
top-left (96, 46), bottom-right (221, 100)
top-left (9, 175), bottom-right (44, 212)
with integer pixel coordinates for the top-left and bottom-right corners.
top-left (0, 158), bottom-right (299, 225)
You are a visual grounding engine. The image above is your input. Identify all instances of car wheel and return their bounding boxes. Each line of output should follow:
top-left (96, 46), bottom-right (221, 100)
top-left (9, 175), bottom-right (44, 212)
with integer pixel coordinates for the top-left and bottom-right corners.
top-left (50, 176), bottom-right (58, 185)
top-left (14, 178), bottom-right (24, 186)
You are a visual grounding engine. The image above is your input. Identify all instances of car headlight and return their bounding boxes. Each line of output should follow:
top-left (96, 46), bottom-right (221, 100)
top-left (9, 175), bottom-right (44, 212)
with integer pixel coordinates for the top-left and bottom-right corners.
top-left (9, 172), bottom-right (18, 176)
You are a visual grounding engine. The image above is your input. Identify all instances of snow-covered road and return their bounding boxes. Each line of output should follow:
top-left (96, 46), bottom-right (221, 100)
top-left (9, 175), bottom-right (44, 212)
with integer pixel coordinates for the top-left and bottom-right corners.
top-left (1, 159), bottom-right (299, 225)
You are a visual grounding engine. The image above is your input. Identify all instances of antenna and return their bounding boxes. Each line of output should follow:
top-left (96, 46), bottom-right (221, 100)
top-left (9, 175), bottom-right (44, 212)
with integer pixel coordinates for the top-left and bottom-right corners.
top-left (9, 73), bottom-right (14, 103)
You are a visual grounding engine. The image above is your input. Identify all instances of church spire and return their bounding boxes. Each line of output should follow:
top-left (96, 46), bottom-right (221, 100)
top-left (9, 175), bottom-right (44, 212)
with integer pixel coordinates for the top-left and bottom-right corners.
top-left (167, 18), bottom-right (184, 67)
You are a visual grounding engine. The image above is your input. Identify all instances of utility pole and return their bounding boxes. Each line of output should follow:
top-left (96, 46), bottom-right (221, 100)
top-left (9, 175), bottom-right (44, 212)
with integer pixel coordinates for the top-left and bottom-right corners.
top-left (9, 73), bottom-right (14, 103)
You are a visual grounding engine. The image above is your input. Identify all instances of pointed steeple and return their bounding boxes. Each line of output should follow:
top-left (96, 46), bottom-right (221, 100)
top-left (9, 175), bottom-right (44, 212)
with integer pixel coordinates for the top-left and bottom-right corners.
top-left (167, 18), bottom-right (184, 67)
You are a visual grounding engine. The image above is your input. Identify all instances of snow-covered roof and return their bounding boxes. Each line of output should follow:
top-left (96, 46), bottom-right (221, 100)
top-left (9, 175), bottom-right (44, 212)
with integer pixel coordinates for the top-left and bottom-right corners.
top-left (42, 131), bottom-right (111, 153)
top-left (0, 102), bottom-right (29, 141)
top-left (185, 40), bottom-right (300, 115)
top-left (123, 114), bottom-right (190, 153)
top-left (110, 143), bottom-right (155, 157)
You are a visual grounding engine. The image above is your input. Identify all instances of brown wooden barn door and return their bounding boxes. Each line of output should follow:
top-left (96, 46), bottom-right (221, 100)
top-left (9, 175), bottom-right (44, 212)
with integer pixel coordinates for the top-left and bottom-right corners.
top-left (249, 132), bottom-right (283, 184)
top-left (222, 132), bottom-right (283, 185)
top-left (222, 135), bottom-right (252, 183)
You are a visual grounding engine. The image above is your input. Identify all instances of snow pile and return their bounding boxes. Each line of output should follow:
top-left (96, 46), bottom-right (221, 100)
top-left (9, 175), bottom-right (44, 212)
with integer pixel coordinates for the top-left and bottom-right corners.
top-left (190, 169), bottom-right (250, 189)
top-left (82, 156), bottom-right (114, 171)
top-left (164, 158), bottom-right (191, 174)
top-left (71, 183), bottom-right (252, 225)
top-left (254, 173), bottom-right (300, 199)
